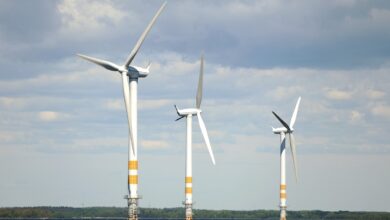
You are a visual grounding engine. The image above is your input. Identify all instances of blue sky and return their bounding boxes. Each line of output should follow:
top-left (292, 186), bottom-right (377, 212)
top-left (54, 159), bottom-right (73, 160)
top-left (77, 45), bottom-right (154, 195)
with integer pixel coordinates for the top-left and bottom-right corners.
top-left (0, 0), bottom-right (390, 212)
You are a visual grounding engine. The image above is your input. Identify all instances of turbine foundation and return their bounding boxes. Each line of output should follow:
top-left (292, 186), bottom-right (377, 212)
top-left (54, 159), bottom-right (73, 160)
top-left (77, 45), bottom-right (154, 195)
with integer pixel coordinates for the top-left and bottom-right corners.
top-left (184, 202), bottom-right (193, 220)
top-left (127, 197), bottom-right (139, 220)
top-left (280, 206), bottom-right (287, 220)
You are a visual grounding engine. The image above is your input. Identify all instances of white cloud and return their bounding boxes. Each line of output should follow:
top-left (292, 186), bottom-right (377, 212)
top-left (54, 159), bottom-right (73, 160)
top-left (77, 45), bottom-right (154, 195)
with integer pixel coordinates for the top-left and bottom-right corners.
top-left (214, 66), bottom-right (311, 78)
top-left (267, 86), bottom-right (303, 100)
top-left (105, 98), bottom-right (173, 111)
top-left (371, 104), bottom-right (390, 119)
top-left (0, 97), bottom-right (25, 109)
top-left (57, 0), bottom-right (126, 33)
top-left (366, 89), bottom-right (385, 99)
top-left (141, 140), bottom-right (169, 150)
top-left (0, 65), bottom-right (117, 95)
top-left (324, 88), bottom-right (353, 100)
top-left (152, 52), bottom-right (199, 76)
top-left (350, 110), bottom-right (364, 123)
top-left (38, 111), bottom-right (60, 122)
top-left (0, 132), bottom-right (15, 142)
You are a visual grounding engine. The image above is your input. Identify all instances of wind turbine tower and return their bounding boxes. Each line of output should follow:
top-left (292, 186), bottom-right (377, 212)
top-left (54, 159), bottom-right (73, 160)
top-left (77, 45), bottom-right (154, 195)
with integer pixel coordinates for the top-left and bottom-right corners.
top-left (77, 3), bottom-right (167, 220)
top-left (272, 97), bottom-right (301, 220)
top-left (174, 55), bottom-right (216, 220)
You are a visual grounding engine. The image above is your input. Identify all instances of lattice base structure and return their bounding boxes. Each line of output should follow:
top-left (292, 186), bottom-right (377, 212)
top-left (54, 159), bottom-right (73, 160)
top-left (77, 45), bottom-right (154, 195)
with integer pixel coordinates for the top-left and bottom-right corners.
top-left (280, 206), bottom-right (287, 220)
top-left (127, 197), bottom-right (139, 220)
top-left (184, 202), bottom-right (193, 220)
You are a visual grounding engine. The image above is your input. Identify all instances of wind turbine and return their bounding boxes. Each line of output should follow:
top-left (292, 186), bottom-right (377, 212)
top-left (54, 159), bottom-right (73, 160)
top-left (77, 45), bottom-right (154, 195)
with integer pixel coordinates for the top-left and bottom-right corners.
top-left (174, 55), bottom-right (215, 220)
top-left (76, 2), bottom-right (167, 220)
top-left (272, 97), bottom-right (301, 220)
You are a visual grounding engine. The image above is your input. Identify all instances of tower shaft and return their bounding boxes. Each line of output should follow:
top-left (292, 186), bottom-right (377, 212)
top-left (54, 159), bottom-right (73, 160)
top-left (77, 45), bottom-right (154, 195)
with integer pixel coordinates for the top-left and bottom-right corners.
top-left (280, 132), bottom-right (287, 220)
top-left (128, 79), bottom-right (139, 220)
top-left (185, 115), bottom-right (193, 220)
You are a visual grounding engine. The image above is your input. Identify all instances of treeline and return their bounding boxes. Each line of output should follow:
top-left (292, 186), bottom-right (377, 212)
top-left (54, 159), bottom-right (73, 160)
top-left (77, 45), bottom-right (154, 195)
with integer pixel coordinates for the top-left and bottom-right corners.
top-left (0, 207), bottom-right (389, 219)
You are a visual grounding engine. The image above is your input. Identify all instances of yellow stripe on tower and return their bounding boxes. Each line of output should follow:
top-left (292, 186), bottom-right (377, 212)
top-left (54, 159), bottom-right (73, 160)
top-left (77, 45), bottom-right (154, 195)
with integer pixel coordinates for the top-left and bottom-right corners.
top-left (280, 184), bottom-right (286, 190)
top-left (128, 175), bottom-right (138, 184)
top-left (185, 187), bottom-right (192, 194)
top-left (185, 177), bottom-right (192, 183)
top-left (128, 160), bottom-right (138, 170)
top-left (280, 192), bottom-right (286, 199)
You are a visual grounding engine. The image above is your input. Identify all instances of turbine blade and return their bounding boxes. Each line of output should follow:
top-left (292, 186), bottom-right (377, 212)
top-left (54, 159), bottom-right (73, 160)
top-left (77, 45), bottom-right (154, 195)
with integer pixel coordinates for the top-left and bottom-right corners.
top-left (124, 2), bottom-right (167, 67)
top-left (289, 133), bottom-right (298, 182)
top-left (289, 96), bottom-right (301, 129)
top-left (196, 54), bottom-right (204, 108)
top-left (197, 113), bottom-right (216, 165)
top-left (145, 61), bottom-right (151, 72)
top-left (174, 105), bottom-right (180, 116)
top-left (77, 54), bottom-right (120, 71)
top-left (121, 73), bottom-right (135, 156)
top-left (272, 111), bottom-right (291, 131)
top-left (175, 116), bottom-right (185, 121)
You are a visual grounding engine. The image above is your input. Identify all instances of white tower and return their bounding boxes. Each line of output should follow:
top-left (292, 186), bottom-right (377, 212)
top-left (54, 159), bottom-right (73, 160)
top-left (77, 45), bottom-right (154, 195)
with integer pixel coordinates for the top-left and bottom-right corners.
top-left (77, 3), bottom-right (166, 220)
top-left (174, 55), bottom-right (215, 220)
top-left (272, 97), bottom-right (301, 220)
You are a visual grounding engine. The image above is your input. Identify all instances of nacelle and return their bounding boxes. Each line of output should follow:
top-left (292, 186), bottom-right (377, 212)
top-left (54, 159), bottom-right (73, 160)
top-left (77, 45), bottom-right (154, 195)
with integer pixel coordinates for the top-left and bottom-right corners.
top-left (273, 127), bottom-right (288, 134)
top-left (177, 107), bottom-right (201, 116)
top-left (127, 65), bottom-right (150, 78)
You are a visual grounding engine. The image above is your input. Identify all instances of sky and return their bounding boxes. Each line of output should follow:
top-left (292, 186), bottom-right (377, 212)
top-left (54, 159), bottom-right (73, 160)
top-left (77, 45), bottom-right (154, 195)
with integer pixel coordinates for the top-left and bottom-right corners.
top-left (0, 0), bottom-right (390, 212)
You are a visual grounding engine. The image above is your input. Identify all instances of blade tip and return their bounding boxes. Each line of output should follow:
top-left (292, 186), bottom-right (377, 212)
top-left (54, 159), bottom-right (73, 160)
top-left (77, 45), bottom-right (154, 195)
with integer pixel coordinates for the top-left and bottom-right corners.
top-left (159, 1), bottom-right (168, 11)
top-left (211, 156), bottom-right (216, 165)
top-left (76, 54), bottom-right (88, 60)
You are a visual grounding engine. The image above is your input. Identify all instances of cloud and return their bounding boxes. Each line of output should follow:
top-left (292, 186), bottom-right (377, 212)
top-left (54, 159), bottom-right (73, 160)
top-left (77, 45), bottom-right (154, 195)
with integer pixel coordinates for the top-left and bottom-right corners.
top-left (0, 132), bottom-right (15, 142)
top-left (366, 89), bottom-right (385, 99)
top-left (350, 110), bottom-right (364, 123)
top-left (0, 1), bottom-right (60, 42)
top-left (147, 0), bottom-right (390, 68)
top-left (324, 88), bottom-right (353, 100)
top-left (104, 98), bottom-right (174, 111)
top-left (1, 1), bottom-right (390, 210)
top-left (369, 8), bottom-right (390, 25)
top-left (1, 50), bottom-right (389, 156)
top-left (371, 104), bottom-right (390, 119)
top-left (141, 140), bottom-right (169, 150)
top-left (153, 52), bottom-right (199, 76)
top-left (57, 0), bottom-right (126, 33)
top-left (267, 86), bottom-right (303, 100)
top-left (38, 111), bottom-right (61, 122)
top-left (0, 97), bottom-right (25, 109)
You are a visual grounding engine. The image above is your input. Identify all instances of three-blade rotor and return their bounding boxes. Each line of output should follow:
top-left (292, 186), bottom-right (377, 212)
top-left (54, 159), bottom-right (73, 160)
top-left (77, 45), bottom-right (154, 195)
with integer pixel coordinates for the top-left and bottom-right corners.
top-left (272, 97), bottom-right (301, 181)
top-left (77, 2), bottom-right (167, 156)
top-left (174, 55), bottom-right (215, 165)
